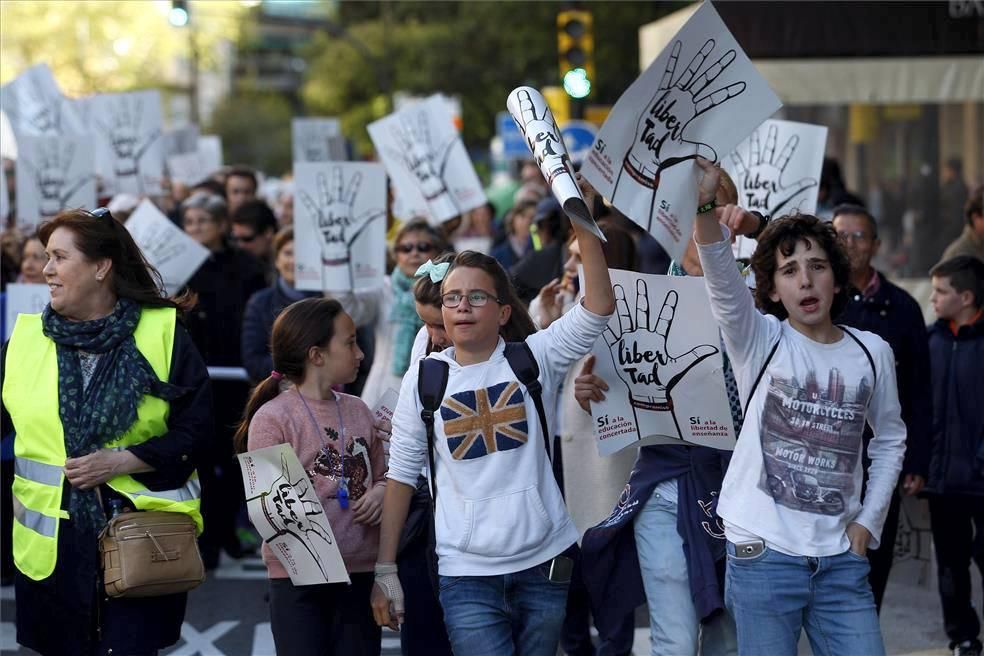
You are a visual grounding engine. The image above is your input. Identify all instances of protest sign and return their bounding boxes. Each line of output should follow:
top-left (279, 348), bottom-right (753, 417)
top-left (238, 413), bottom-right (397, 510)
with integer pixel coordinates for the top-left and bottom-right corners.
top-left (372, 389), bottom-right (400, 426)
top-left (292, 118), bottom-right (347, 163)
top-left (4, 284), bottom-right (50, 340)
top-left (582, 1), bottom-right (781, 261)
top-left (590, 269), bottom-right (736, 455)
top-left (294, 162), bottom-right (387, 293)
top-left (124, 199), bottom-right (209, 294)
top-left (15, 136), bottom-right (96, 229)
top-left (507, 86), bottom-right (604, 240)
top-left (725, 118), bottom-right (827, 259)
top-left (197, 135), bottom-right (223, 171)
top-left (368, 94), bottom-right (486, 223)
top-left (0, 157), bottom-right (9, 221)
top-left (166, 151), bottom-right (213, 187)
top-left (239, 444), bottom-right (349, 586)
top-left (0, 64), bottom-right (86, 137)
top-left (91, 90), bottom-right (165, 196)
top-left (163, 125), bottom-right (200, 160)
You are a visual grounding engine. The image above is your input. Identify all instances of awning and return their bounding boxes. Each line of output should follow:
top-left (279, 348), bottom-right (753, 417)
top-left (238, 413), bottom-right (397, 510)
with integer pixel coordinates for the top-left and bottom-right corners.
top-left (639, 4), bottom-right (984, 105)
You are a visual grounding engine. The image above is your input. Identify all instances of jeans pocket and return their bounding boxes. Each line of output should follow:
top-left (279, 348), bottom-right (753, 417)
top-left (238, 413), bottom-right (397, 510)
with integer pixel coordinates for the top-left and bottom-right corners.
top-left (845, 548), bottom-right (869, 563)
top-left (726, 542), bottom-right (770, 564)
top-left (438, 575), bottom-right (463, 592)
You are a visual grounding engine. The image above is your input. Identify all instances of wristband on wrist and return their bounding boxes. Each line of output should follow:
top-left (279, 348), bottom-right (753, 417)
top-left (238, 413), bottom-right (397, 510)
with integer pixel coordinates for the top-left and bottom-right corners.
top-left (374, 562), bottom-right (398, 575)
top-left (747, 212), bottom-right (770, 240)
top-left (697, 199), bottom-right (717, 215)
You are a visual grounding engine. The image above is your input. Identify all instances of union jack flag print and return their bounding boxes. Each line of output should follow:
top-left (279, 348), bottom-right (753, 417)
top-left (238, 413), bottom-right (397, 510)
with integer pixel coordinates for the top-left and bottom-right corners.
top-left (440, 382), bottom-right (529, 460)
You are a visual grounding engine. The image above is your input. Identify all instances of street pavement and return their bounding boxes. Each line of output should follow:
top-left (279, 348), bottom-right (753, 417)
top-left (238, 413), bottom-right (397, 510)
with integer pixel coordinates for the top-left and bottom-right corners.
top-left (0, 501), bottom-right (964, 655)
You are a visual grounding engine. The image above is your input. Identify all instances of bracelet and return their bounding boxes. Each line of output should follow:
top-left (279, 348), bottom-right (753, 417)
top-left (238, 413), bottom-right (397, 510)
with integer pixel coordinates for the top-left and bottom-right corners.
top-left (374, 562), bottom-right (398, 575)
top-left (697, 199), bottom-right (716, 214)
top-left (747, 212), bottom-right (770, 240)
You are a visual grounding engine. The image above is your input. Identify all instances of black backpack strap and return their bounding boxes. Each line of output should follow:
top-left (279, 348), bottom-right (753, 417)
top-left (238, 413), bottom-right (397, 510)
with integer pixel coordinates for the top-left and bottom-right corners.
top-left (503, 342), bottom-right (551, 460)
top-left (838, 325), bottom-right (877, 389)
top-left (417, 357), bottom-right (449, 501)
top-left (744, 336), bottom-right (781, 416)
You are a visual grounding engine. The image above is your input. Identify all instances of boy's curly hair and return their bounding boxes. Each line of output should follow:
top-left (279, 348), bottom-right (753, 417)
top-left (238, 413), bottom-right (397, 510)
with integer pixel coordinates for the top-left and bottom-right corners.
top-left (750, 214), bottom-right (851, 320)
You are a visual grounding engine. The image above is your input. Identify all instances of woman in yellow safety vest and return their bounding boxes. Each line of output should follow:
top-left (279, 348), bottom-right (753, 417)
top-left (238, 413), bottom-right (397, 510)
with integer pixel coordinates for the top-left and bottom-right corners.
top-left (1, 208), bottom-right (212, 656)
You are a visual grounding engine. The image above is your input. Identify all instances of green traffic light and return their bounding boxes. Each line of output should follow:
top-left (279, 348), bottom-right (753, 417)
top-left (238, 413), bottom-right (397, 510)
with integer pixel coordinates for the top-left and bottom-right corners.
top-left (563, 68), bottom-right (591, 99)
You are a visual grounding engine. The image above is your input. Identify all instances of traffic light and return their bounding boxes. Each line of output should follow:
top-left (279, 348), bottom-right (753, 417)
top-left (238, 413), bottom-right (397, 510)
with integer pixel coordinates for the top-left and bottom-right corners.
top-left (557, 10), bottom-right (594, 99)
top-left (169, 0), bottom-right (190, 27)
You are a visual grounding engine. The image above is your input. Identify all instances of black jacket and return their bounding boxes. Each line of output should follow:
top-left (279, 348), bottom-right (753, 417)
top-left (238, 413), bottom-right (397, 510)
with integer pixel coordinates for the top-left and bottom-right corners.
top-left (241, 279), bottom-right (320, 383)
top-left (836, 272), bottom-right (933, 477)
top-left (926, 314), bottom-right (984, 495)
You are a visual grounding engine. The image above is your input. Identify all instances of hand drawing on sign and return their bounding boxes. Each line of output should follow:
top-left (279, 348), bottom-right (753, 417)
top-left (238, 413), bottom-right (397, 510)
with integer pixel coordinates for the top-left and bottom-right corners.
top-left (295, 121), bottom-right (346, 162)
top-left (134, 221), bottom-right (190, 270)
top-left (245, 451), bottom-right (337, 582)
top-left (299, 167), bottom-right (386, 289)
top-left (1, 67), bottom-right (77, 137)
top-left (730, 123), bottom-right (817, 216)
top-left (612, 39), bottom-right (746, 231)
top-left (513, 88), bottom-right (573, 187)
top-left (605, 280), bottom-right (718, 437)
top-left (388, 113), bottom-right (459, 218)
top-left (96, 95), bottom-right (161, 193)
top-left (20, 141), bottom-right (92, 218)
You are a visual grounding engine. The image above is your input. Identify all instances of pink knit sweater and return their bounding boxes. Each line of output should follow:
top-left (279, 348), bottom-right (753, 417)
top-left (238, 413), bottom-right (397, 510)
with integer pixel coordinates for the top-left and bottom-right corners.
top-left (247, 388), bottom-right (387, 577)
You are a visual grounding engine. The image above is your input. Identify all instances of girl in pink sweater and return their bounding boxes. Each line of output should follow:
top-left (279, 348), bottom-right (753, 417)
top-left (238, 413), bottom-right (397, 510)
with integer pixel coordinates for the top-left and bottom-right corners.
top-left (235, 298), bottom-right (387, 656)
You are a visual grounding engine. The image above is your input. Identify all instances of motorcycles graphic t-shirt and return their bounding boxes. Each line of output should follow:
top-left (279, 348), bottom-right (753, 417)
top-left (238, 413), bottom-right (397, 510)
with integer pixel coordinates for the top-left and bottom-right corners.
top-left (697, 229), bottom-right (906, 557)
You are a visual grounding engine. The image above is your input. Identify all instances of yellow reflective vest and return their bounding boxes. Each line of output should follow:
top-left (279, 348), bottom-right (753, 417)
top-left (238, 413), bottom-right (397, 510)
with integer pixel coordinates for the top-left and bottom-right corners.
top-left (2, 306), bottom-right (203, 581)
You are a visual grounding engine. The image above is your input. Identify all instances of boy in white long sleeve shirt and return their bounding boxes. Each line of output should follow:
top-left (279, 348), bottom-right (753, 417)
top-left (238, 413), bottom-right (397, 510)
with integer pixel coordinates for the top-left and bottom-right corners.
top-left (693, 159), bottom-right (906, 656)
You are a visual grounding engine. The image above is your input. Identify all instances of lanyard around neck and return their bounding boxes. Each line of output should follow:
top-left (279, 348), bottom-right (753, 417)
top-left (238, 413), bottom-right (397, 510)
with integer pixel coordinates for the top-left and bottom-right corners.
top-left (296, 388), bottom-right (347, 483)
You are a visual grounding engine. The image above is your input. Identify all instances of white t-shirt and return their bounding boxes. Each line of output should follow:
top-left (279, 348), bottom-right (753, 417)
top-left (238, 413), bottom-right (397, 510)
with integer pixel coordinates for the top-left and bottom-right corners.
top-left (387, 302), bottom-right (611, 576)
top-left (697, 229), bottom-right (906, 557)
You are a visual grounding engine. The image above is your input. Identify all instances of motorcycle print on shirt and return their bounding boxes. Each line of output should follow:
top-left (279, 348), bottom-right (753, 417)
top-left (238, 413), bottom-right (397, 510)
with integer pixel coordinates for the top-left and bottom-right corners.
top-left (758, 367), bottom-right (871, 515)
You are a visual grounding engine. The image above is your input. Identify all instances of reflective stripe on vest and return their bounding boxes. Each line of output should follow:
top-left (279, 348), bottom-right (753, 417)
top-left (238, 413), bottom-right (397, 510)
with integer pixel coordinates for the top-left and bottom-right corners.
top-left (15, 456), bottom-right (62, 487)
top-left (2, 307), bottom-right (202, 581)
top-left (12, 499), bottom-right (57, 537)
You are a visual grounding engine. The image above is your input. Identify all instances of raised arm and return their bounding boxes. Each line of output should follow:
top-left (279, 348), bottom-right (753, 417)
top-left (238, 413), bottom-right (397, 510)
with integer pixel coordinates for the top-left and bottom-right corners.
top-left (574, 174), bottom-right (616, 317)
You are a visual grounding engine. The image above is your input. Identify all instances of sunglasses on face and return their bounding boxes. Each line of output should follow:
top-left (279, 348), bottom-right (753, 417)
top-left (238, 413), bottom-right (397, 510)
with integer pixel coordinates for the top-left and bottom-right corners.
top-left (395, 242), bottom-right (436, 255)
top-left (441, 290), bottom-right (502, 309)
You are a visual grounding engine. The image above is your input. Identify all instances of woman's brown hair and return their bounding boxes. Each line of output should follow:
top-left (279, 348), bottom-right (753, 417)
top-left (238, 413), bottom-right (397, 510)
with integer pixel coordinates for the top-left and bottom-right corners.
top-left (442, 251), bottom-right (537, 342)
top-left (38, 208), bottom-right (196, 313)
top-left (234, 298), bottom-right (344, 452)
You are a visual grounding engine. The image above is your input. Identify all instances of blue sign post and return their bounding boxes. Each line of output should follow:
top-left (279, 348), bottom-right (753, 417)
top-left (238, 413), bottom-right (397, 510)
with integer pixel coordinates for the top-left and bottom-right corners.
top-left (560, 120), bottom-right (598, 165)
top-left (497, 111), bottom-right (530, 160)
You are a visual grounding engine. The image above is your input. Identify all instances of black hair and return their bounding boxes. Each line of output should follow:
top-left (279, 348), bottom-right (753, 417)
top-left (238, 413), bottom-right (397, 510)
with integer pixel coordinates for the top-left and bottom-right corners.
top-left (751, 214), bottom-right (852, 320)
top-left (832, 203), bottom-right (878, 239)
top-left (231, 199), bottom-right (278, 234)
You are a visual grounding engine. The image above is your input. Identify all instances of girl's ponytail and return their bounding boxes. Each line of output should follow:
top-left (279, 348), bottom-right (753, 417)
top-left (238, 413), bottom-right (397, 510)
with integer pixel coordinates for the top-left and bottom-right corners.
top-left (234, 376), bottom-right (282, 453)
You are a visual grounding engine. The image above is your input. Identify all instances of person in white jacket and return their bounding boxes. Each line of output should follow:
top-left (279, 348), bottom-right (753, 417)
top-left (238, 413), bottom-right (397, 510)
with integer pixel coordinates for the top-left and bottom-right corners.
top-left (371, 176), bottom-right (615, 656)
top-left (693, 158), bottom-right (906, 656)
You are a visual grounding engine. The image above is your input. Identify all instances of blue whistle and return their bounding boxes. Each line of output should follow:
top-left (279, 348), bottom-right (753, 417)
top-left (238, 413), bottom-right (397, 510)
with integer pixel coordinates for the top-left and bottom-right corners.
top-left (338, 485), bottom-right (349, 509)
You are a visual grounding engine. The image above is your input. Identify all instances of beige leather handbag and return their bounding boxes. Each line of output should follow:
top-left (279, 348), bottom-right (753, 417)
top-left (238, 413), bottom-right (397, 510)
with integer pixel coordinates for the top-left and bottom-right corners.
top-left (99, 511), bottom-right (205, 598)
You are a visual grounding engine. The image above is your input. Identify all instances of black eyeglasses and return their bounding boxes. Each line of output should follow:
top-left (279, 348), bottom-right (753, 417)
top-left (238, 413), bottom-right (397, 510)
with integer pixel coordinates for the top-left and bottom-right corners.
top-left (441, 290), bottom-right (502, 308)
top-left (395, 242), bottom-right (436, 255)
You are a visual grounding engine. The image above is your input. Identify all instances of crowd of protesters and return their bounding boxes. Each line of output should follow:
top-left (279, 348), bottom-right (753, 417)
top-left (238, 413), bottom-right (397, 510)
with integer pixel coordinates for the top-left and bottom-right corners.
top-left (1, 122), bottom-right (983, 656)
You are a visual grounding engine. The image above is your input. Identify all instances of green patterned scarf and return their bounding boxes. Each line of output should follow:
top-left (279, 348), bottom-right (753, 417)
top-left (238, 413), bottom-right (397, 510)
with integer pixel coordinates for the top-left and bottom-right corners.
top-left (42, 298), bottom-right (184, 534)
top-left (388, 268), bottom-right (423, 377)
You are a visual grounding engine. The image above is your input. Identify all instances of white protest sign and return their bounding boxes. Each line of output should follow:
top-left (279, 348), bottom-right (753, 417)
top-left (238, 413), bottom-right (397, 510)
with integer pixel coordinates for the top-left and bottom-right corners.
top-left (368, 94), bottom-right (486, 223)
top-left (294, 162), bottom-right (387, 293)
top-left (166, 151), bottom-right (213, 187)
top-left (15, 136), bottom-right (97, 229)
top-left (293, 118), bottom-right (347, 163)
top-left (124, 199), bottom-right (209, 294)
top-left (163, 125), bottom-right (201, 159)
top-left (372, 388), bottom-right (400, 425)
top-left (91, 90), bottom-right (165, 196)
top-left (0, 64), bottom-right (86, 137)
top-left (507, 86), bottom-right (604, 241)
top-left (725, 118), bottom-right (827, 259)
top-left (590, 269), bottom-right (736, 455)
top-left (582, 1), bottom-right (781, 261)
top-left (239, 444), bottom-right (349, 586)
top-left (4, 284), bottom-right (50, 340)
top-left (197, 135), bottom-right (223, 170)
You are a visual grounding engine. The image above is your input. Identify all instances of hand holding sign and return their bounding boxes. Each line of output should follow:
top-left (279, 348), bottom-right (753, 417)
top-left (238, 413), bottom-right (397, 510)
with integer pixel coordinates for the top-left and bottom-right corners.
top-left (605, 280), bottom-right (718, 412)
top-left (729, 123), bottom-right (818, 216)
top-left (623, 40), bottom-right (745, 190)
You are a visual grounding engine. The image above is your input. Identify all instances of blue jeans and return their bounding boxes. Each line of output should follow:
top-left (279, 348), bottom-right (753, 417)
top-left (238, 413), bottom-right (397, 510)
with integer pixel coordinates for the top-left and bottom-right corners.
top-left (725, 542), bottom-right (885, 656)
top-left (438, 561), bottom-right (570, 656)
top-left (634, 489), bottom-right (738, 656)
